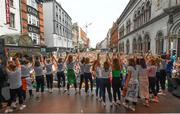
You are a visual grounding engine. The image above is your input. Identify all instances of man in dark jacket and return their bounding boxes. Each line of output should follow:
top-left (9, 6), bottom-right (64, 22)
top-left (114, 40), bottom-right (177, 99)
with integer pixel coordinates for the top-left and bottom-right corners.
top-left (0, 58), bottom-right (7, 109)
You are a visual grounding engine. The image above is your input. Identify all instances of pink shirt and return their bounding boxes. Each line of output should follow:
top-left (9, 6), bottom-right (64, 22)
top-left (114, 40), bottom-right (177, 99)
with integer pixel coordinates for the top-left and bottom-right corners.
top-left (147, 65), bottom-right (157, 77)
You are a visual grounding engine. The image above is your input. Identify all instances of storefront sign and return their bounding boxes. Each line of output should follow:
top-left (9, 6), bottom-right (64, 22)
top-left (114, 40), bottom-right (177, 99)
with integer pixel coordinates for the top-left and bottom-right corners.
top-left (28, 25), bottom-right (40, 34)
top-left (5, 0), bottom-right (10, 24)
top-left (27, 6), bottom-right (39, 17)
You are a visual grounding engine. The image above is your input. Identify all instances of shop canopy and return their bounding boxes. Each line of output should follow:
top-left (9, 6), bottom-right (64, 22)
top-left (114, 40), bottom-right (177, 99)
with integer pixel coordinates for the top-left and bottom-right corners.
top-left (0, 34), bottom-right (34, 47)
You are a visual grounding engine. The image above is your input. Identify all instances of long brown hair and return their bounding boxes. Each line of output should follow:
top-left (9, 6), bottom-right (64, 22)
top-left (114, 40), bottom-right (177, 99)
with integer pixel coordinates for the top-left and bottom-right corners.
top-left (67, 55), bottom-right (73, 63)
top-left (104, 61), bottom-right (110, 71)
top-left (113, 58), bottom-right (121, 70)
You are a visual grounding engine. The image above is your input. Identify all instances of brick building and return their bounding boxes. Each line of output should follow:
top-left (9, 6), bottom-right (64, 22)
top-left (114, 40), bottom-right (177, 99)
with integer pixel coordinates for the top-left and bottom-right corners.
top-left (21, 0), bottom-right (44, 46)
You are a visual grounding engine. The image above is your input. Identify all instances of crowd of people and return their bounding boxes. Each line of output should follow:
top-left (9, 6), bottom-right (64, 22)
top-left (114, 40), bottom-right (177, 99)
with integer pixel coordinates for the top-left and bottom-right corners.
top-left (0, 50), bottom-right (179, 113)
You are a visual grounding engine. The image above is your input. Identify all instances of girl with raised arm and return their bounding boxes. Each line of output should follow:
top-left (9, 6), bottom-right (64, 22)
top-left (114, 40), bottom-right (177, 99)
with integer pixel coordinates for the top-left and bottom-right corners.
top-left (92, 53), bottom-right (103, 100)
top-left (101, 54), bottom-right (113, 107)
top-left (66, 53), bottom-right (79, 95)
top-left (5, 57), bottom-right (26, 113)
top-left (32, 55), bottom-right (45, 98)
top-left (54, 54), bottom-right (68, 92)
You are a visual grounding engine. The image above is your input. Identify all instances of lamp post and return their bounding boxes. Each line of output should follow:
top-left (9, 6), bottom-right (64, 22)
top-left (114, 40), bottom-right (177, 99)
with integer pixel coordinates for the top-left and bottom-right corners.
top-left (85, 23), bottom-right (92, 50)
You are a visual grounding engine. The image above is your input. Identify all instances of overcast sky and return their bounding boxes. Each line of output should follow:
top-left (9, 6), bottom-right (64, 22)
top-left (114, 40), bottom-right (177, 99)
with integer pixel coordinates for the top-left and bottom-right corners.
top-left (57, 0), bottom-right (130, 48)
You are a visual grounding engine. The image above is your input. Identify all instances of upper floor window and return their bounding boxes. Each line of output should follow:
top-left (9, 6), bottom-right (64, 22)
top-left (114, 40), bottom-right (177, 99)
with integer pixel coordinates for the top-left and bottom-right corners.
top-left (145, 1), bottom-right (151, 22)
top-left (10, 0), bottom-right (14, 7)
top-left (28, 14), bottom-right (39, 27)
top-left (126, 19), bottom-right (131, 34)
top-left (10, 13), bottom-right (15, 28)
top-left (119, 25), bottom-right (125, 37)
top-left (27, 0), bottom-right (37, 10)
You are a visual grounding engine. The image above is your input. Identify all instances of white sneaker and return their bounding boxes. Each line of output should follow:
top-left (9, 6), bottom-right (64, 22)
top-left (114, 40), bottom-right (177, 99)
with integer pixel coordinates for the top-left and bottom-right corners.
top-left (117, 100), bottom-right (121, 105)
top-left (103, 102), bottom-right (106, 106)
top-left (122, 102), bottom-right (129, 108)
top-left (129, 105), bottom-right (135, 111)
top-left (5, 108), bottom-right (13, 113)
top-left (99, 98), bottom-right (102, 102)
top-left (11, 102), bottom-right (17, 108)
top-left (19, 105), bottom-right (26, 110)
top-left (113, 101), bottom-right (117, 106)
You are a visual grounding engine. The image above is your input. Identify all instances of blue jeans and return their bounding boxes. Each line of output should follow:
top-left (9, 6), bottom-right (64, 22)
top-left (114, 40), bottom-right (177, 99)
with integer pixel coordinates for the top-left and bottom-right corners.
top-left (96, 78), bottom-right (102, 98)
top-left (101, 78), bottom-right (112, 102)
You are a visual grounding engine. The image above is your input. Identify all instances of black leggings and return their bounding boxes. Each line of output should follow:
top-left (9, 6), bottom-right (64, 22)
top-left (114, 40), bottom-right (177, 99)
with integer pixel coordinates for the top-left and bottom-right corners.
top-left (102, 78), bottom-right (112, 102)
top-left (156, 70), bottom-right (166, 93)
top-left (36, 75), bottom-right (45, 92)
top-left (57, 71), bottom-right (66, 88)
top-left (112, 77), bottom-right (121, 102)
top-left (84, 73), bottom-right (93, 93)
top-left (149, 77), bottom-right (157, 96)
top-left (46, 74), bottom-right (53, 89)
top-left (67, 83), bottom-right (77, 90)
top-left (79, 74), bottom-right (84, 90)
top-left (8, 87), bottom-right (23, 106)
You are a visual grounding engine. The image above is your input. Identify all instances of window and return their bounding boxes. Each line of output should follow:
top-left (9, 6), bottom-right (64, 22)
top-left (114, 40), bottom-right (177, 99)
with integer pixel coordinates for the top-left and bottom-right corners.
top-left (10, 13), bottom-right (15, 28)
top-left (141, 6), bottom-right (145, 24)
top-left (10, 0), bottom-right (14, 7)
top-left (144, 34), bottom-right (151, 52)
top-left (133, 38), bottom-right (137, 53)
top-left (120, 25), bottom-right (125, 37)
top-left (30, 0), bottom-right (37, 9)
top-left (145, 1), bottom-right (151, 22)
top-left (29, 33), bottom-right (39, 45)
top-left (56, 24), bottom-right (59, 34)
top-left (126, 40), bottom-right (130, 54)
top-left (126, 19), bottom-right (131, 34)
top-left (137, 36), bottom-right (143, 53)
top-left (133, 13), bottom-right (137, 29)
top-left (28, 14), bottom-right (39, 27)
top-left (156, 31), bottom-right (164, 54)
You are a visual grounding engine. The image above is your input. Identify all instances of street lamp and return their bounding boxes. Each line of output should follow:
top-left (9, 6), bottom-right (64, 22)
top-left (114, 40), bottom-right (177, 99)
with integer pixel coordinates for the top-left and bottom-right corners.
top-left (84, 22), bottom-right (92, 50)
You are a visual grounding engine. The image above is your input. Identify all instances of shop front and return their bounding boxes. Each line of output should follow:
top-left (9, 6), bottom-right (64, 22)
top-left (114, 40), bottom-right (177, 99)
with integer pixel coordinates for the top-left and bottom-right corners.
top-left (0, 34), bottom-right (42, 57)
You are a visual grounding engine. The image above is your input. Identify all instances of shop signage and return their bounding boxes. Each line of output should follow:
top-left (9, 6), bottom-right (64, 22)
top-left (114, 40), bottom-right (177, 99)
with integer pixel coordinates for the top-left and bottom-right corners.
top-left (5, 0), bottom-right (10, 24)
top-left (27, 6), bottom-right (39, 17)
top-left (46, 47), bottom-right (57, 52)
top-left (28, 25), bottom-right (40, 34)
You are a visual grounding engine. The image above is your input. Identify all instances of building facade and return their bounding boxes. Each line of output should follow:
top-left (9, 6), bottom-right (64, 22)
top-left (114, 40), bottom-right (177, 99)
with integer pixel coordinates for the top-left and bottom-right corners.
top-left (0, 0), bottom-right (21, 36)
top-left (110, 22), bottom-right (119, 52)
top-left (43, 0), bottom-right (72, 51)
top-left (118, 0), bottom-right (180, 57)
top-left (72, 23), bottom-right (79, 50)
top-left (21, 0), bottom-right (45, 46)
top-left (72, 23), bottom-right (90, 52)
